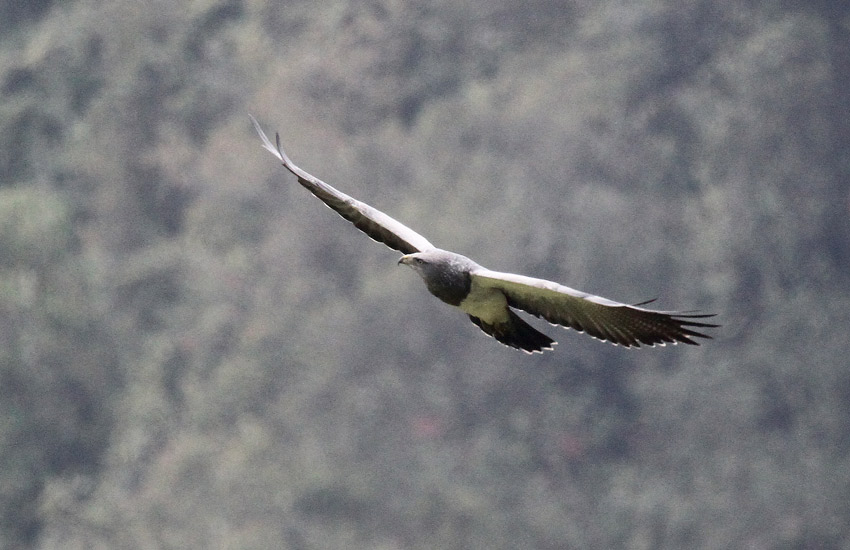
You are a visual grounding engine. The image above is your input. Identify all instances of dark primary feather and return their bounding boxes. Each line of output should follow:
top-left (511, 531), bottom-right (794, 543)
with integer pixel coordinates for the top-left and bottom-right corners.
top-left (250, 115), bottom-right (434, 255)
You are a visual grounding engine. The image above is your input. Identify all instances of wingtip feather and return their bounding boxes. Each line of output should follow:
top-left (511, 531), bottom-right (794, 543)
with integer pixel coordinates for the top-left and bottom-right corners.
top-left (249, 114), bottom-right (284, 161)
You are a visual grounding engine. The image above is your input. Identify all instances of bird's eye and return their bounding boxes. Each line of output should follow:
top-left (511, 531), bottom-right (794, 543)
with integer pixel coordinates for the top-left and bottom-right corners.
top-left (415, 258), bottom-right (424, 264)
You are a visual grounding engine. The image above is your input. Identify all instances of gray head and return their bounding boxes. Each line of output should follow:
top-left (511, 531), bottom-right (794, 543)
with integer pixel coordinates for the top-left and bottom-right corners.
top-left (398, 249), bottom-right (479, 306)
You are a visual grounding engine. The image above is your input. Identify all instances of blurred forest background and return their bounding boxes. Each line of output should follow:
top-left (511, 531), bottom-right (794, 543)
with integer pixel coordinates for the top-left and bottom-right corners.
top-left (1, 0), bottom-right (849, 548)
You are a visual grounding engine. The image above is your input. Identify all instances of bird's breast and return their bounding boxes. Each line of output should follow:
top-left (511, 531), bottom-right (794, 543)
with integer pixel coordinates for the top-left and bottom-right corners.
top-left (424, 269), bottom-right (472, 307)
top-left (458, 282), bottom-right (510, 324)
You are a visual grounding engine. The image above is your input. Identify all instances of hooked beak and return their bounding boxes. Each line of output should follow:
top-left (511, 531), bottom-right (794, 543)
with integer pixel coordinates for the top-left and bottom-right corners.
top-left (398, 254), bottom-right (413, 266)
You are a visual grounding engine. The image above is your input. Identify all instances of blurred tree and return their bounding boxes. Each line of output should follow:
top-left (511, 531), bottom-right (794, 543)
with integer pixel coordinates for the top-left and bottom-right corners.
top-left (0, 186), bottom-right (119, 546)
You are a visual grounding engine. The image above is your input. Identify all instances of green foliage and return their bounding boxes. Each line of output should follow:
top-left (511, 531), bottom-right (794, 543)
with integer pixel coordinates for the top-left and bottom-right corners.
top-left (0, 187), bottom-right (71, 267)
top-left (0, 0), bottom-right (848, 548)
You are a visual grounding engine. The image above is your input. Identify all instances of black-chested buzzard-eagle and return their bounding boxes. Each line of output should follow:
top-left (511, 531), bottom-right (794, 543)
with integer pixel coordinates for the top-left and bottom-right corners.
top-left (250, 116), bottom-right (716, 354)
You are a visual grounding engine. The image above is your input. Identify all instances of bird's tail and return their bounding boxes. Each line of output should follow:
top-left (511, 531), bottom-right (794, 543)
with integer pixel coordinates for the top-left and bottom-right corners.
top-left (468, 311), bottom-right (555, 354)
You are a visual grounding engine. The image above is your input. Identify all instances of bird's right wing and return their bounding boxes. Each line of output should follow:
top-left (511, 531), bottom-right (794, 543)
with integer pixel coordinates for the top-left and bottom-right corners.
top-left (471, 268), bottom-right (717, 347)
top-left (250, 116), bottom-right (435, 255)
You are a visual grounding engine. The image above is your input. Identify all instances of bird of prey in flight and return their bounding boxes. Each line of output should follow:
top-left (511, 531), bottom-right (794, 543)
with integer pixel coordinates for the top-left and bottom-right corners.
top-left (250, 116), bottom-right (716, 354)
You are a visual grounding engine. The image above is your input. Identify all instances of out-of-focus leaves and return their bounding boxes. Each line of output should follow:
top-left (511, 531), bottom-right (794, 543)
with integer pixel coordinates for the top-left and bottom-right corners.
top-left (0, 187), bottom-right (71, 267)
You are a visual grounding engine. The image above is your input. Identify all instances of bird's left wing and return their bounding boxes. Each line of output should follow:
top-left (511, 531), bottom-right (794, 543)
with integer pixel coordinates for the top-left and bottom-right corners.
top-left (471, 269), bottom-right (717, 347)
top-left (250, 115), bottom-right (435, 255)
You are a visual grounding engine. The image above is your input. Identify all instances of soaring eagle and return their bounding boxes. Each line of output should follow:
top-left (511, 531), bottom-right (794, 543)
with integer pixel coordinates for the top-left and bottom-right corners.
top-left (250, 116), bottom-right (716, 354)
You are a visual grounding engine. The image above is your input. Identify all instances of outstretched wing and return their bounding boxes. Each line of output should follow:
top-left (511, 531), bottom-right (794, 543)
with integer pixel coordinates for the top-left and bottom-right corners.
top-left (250, 115), bottom-right (435, 255)
top-left (471, 269), bottom-right (717, 347)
